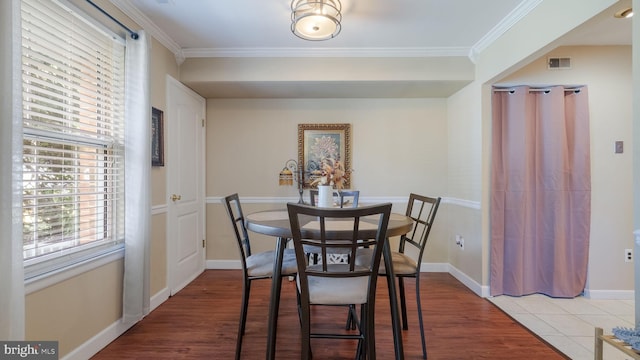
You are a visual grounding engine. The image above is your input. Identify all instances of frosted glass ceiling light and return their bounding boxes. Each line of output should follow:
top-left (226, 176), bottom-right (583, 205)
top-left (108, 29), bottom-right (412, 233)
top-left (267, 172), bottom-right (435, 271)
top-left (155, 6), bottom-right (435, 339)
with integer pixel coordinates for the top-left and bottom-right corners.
top-left (291, 0), bottom-right (342, 41)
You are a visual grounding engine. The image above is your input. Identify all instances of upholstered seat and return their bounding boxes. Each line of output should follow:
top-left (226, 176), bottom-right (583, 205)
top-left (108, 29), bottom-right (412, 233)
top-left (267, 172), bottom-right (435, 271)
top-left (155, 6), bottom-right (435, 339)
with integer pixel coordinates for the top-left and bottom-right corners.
top-left (355, 193), bottom-right (441, 359)
top-left (356, 248), bottom-right (417, 275)
top-left (246, 249), bottom-right (297, 277)
top-left (287, 202), bottom-right (392, 360)
top-left (223, 193), bottom-right (297, 360)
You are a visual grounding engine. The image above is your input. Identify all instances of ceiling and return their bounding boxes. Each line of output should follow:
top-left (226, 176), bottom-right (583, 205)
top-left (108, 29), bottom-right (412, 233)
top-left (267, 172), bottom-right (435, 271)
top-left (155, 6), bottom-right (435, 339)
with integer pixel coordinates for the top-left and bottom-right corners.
top-left (112, 0), bottom-right (632, 98)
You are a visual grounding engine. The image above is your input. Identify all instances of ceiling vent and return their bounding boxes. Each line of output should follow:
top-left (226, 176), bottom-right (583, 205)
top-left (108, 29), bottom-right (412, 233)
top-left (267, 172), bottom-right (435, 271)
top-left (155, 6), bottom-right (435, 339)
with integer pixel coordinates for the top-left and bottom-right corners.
top-left (548, 57), bottom-right (571, 69)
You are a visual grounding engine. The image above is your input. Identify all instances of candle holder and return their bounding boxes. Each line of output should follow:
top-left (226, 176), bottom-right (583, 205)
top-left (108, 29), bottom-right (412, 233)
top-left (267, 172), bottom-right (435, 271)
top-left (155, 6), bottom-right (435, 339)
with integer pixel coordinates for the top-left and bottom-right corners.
top-left (278, 159), bottom-right (306, 204)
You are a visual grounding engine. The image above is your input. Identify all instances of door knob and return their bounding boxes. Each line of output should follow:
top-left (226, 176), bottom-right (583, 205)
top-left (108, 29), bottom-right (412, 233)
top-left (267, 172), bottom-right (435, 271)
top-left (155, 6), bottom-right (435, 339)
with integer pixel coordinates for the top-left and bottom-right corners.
top-left (171, 194), bottom-right (182, 202)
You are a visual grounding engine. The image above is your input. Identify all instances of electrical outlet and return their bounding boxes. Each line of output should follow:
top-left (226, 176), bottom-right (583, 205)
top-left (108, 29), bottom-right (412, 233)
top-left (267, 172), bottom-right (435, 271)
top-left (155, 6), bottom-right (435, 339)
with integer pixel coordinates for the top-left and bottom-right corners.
top-left (625, 248), bottom-right (633, 262)
top-left (455, 235), bottom-right (464, 250)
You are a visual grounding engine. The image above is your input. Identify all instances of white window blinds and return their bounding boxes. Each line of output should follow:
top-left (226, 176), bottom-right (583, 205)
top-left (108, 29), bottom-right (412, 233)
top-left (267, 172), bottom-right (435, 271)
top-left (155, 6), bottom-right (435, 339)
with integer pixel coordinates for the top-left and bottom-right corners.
top-left (21, 0), bottom-right (125, 264)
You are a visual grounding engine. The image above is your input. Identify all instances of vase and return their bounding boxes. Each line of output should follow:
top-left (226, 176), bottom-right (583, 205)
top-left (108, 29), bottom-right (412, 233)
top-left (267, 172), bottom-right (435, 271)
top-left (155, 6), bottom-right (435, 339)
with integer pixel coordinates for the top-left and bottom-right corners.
top-left (317, 185), bottom-right (334, 207)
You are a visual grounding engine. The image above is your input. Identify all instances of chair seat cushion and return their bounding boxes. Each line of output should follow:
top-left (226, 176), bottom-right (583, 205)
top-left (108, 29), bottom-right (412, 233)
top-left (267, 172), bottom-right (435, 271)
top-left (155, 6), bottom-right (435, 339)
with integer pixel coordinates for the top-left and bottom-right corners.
top-left (355, 248), bottom-right (418, 275)
top-left (300, 264), bottom-right (370, 305)
top-left (246, 249), bottom-right (297, 277)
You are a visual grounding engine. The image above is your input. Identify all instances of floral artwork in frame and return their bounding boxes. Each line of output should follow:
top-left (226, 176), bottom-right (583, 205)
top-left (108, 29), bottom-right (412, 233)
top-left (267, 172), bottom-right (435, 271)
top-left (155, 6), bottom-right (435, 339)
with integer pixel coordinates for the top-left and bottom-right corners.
top-left (298, 123), bottom-right (351, 189)
top-left (151, 107), bottom-right (164, 166)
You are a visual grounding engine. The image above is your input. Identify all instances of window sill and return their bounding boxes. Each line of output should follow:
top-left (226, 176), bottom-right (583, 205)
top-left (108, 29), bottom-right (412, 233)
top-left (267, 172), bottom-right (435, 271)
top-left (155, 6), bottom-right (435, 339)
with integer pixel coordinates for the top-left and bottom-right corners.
top-left (25, 246), bottom-right (124, 295)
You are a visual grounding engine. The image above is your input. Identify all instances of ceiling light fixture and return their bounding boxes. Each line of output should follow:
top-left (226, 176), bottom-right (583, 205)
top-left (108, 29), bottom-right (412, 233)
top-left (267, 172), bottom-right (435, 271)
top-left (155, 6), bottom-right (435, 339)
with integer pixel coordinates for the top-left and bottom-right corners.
top-left (291, 0), bottom-right (342, 41)
top-left (614, 7), bottom-right (633, 18)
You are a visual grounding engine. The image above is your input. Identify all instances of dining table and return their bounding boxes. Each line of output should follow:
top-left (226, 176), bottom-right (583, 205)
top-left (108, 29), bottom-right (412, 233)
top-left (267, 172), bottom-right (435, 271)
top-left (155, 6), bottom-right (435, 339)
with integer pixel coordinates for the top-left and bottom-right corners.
top-left (245, 206), bottom-right (414, 360)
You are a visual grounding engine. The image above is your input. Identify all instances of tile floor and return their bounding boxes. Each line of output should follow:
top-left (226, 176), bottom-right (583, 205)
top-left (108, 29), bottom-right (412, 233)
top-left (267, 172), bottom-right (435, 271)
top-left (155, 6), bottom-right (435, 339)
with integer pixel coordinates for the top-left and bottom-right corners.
top-left (488, 294), bottom-right (636, 359)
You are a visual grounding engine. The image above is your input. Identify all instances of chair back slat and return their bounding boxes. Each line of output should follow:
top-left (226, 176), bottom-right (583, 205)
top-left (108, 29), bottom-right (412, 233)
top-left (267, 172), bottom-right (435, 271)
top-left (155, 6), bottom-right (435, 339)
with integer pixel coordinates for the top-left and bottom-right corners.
top-left (399, 194), bottom-right (441, 263)
top-left (223, 194), bottom-right (251, 269)
top-left (288, 202), bottom-right (391, 291)
top-left (309, 189), bottom-right (360, 208)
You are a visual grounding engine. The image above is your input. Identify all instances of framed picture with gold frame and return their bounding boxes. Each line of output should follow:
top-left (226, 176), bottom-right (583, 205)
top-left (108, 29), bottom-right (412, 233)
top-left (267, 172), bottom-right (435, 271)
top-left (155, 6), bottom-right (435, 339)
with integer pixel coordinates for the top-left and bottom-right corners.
top-left (298, 123), bottom-right (351, 189)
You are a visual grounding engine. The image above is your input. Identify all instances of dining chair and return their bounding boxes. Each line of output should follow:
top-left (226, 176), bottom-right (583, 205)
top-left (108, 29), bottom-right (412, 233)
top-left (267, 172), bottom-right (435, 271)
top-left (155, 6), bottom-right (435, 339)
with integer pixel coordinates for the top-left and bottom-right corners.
top-left (307, 189), bottom-right (360, 265)
top-left (287, 202), bottom-right (392, 360)
top-left (356, 193), bottom-right (441, 359)
top-left (309, 189), bottom-right (360, 208)
top-left (222, 193), bottom-right (298, 360)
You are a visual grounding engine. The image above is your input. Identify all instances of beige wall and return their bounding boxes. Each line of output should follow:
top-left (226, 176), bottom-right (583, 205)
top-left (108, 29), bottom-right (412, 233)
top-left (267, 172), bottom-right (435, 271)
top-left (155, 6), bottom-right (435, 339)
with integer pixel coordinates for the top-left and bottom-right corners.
top-left (23, 2), bottom-right (179, 357)
top-left (498, 46), bottom-right (634, 292)
top-left (447, 0), bottom-right (622, 289)
top-left (26, 260), bottom-right (123, 356)
top-left (446, 82), bottom-right (484, 284)
top-left (17, 0), bottom-right (636, 357)
top-left (149, 36), bottom-right (180, 295)
top-left (205, 98), bottom-right (450, 263)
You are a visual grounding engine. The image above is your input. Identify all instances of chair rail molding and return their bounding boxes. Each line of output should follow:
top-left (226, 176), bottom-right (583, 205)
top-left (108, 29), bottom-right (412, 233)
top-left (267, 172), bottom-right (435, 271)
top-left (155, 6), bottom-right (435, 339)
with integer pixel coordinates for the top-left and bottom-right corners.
top-left (151, 203), bottom-right (167, 215)
top-left (206, 196), bottom-right (480, 209)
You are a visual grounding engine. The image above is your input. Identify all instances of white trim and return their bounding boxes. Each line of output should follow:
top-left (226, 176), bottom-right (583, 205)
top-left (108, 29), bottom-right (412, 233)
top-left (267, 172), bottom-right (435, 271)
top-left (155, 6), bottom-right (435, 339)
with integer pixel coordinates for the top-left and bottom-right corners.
top-left (448, 264), bottom-right (490, 298)
top-left (110, 0), bottom-right (541, 63)
top-left (25, 248), bottom-right (124, 295)
top-left (205, 259), bottom-right (492, 297)
top-left (25, 204), bottom-right (168, 292)
top-left (206, 196), bottom-right (410, 204)
top-left (151, 204), bottom-right (167, 215)
top-left (583, 289), bottom-right (635, 300)
top-left (61, 318), bottom-right (132, 360)
top-left (206, 196), bottom-right (478, 207)
top-left (206, 259), bottom-right (241, 270)
top-left (469, 0), bottom-right (542, 62)
top-left (419, 262), bottom-right (449, 273)
top-left (183, 47), bottom-right (471, 59)
top-left (60, 286), bottom-right (170, 360)
top-left (110, 0), bottom-right (185, 64)
top-left (150, 287), bottom-right (170, 312)
top-left (443, 197), bottom-right (481, 210)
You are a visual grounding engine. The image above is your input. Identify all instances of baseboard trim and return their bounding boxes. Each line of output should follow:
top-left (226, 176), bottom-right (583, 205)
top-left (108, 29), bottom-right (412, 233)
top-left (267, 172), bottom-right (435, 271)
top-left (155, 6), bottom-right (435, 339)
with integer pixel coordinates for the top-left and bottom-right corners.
top-left (419, 262), bottom-right (449, 272)
top-left (447, 264), bottom-right (490, 297)
top-left (583, 289), bottom-right (635, 300)
top-left (206, 260), bottom-right (491, 296)
top-left (150, 287), bottom-right (170, 311)
top-left (65, 260), bottom-right (631, 359)
top-left (62, 318), bottom-right (132, 360)
top-left (206, 259), bottom-right (241, 269)
top-left (62, 287), bottom-right (170, 360)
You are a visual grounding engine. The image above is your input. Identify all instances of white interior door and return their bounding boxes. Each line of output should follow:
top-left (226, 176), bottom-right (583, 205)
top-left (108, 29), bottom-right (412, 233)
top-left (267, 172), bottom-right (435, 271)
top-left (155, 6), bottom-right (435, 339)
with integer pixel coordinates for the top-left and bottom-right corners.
top-left (166, 76), bottom-right (206, 295)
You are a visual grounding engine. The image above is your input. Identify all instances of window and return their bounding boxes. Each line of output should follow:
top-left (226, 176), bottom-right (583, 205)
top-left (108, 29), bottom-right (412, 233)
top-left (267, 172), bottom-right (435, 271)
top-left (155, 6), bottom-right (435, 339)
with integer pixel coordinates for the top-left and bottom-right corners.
top-left (21, 0), bottom-right (125, 277)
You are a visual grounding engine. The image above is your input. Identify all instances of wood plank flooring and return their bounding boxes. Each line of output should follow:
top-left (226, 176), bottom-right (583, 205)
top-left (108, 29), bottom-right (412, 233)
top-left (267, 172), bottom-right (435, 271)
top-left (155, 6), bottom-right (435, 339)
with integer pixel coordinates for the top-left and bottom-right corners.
top-left (92, 270), bottom-right (569, 359)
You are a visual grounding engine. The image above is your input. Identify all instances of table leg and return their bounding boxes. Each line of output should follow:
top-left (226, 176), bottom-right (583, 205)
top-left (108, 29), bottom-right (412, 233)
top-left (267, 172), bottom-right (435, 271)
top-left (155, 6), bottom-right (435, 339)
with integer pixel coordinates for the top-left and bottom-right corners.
top-left (383, 239), bottom-right (404, 360)
top-left (266, 236), bottom-right (286, 360)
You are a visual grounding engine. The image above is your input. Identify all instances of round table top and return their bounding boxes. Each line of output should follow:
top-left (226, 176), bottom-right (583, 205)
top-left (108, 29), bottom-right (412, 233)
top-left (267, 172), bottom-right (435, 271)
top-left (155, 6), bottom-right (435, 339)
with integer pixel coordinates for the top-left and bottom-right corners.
top-left (245, 208), bottom-right (414, 239)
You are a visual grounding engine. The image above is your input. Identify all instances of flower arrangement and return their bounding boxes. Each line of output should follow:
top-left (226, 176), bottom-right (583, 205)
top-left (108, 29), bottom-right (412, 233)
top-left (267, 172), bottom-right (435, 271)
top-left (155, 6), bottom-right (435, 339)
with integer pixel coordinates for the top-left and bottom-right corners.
top-left (309, 157), bottom-right (347, 190)
top-left (307, 135), bottom-right (349, 190)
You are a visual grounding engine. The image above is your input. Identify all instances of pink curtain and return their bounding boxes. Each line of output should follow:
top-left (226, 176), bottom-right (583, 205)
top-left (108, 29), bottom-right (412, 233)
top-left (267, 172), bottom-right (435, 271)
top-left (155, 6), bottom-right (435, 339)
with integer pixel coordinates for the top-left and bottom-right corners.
top-left (490, 85), bottom-right (591, 298)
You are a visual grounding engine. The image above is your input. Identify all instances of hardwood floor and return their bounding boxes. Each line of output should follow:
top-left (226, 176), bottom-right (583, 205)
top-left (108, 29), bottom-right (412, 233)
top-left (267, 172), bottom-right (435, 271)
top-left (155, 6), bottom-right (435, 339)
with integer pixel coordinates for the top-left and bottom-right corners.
top-left (92, 270), bottom-right (569, 359)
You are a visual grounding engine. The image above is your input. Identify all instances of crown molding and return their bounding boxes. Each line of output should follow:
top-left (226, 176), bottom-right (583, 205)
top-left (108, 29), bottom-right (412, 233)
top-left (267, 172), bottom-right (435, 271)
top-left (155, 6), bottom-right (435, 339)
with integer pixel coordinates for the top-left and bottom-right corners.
top-left (182, 46), bottom-right (471, 59)
top-left (112, 0), bottom-right (539, 62)
top-left (468, 0), bottom-right (542, 62)
top-left (110, 0), bottom-right (185, 64)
